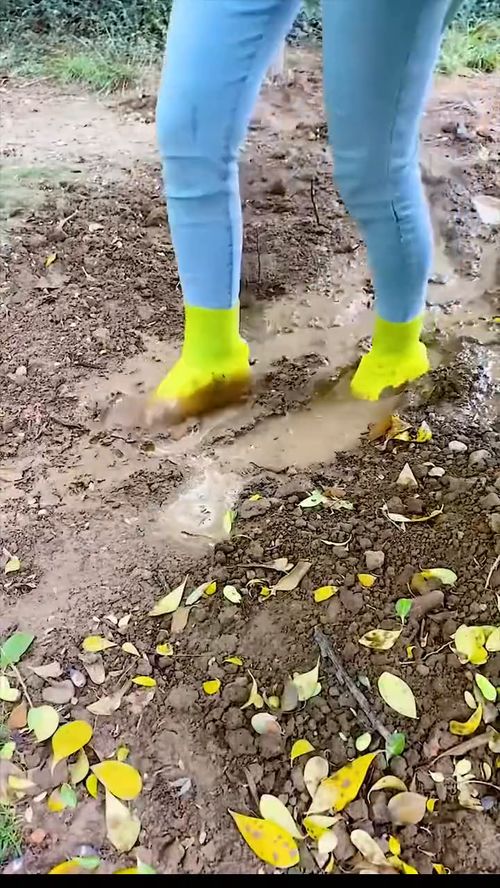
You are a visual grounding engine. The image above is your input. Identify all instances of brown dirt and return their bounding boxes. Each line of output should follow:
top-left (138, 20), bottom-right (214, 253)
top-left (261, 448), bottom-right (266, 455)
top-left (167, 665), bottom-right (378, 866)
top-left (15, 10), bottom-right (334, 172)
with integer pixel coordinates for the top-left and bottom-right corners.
top-left (1, 50), bottom-right (499, 875)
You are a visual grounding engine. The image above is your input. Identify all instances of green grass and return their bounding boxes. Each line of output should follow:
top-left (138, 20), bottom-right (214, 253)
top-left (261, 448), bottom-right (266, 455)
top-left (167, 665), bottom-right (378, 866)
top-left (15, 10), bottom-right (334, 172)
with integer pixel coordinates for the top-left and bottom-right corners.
top-left (0, 805), bottom-right (21, 866)
top-left (47, 49), bottom-right (138, 92)
top-left (439, 19), bottom-right (500, 73)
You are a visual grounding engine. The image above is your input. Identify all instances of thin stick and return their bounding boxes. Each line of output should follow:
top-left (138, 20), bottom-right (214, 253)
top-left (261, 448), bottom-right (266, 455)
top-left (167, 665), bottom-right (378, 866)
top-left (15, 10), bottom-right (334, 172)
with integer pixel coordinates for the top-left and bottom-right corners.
top-left (485, 554), bottom-right (500, 591)
top-left (430, 733), bottom-right (489, 763)
top-left (314, 627), bottom-right (390, 740)
top-left (310, 178), bottom-right (323, 228)
top-left (10, 664), bottom-right (34, 709)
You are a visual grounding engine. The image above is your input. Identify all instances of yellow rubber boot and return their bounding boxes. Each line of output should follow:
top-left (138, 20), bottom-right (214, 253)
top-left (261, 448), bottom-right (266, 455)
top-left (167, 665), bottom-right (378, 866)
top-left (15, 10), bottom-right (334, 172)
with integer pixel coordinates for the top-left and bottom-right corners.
top-left (351, 315), bottom-right (429, 401)
top-left (148, 304), bottom-right (250, 423)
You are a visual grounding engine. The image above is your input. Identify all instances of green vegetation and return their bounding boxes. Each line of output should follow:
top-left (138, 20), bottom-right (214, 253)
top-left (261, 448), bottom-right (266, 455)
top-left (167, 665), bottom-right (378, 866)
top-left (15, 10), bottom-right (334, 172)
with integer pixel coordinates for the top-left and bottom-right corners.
top-left (0, 0), bottom-right (498, 92)
top-left (0, 805), bottom-right (21, 866)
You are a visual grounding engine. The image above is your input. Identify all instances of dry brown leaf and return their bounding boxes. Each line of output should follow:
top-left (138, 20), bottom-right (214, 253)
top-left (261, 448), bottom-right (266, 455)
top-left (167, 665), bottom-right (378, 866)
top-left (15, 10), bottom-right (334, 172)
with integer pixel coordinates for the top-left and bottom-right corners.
top-left (8, 701), bottom-right (28, 730)
top-left (273, 561), bottom-right (311, 592)
top-left (171, 606), bottom-right (191, 634)
top-left (87, 690), bottom-right (124, 716)
top-left (28, 662), bottom-right (62, 680)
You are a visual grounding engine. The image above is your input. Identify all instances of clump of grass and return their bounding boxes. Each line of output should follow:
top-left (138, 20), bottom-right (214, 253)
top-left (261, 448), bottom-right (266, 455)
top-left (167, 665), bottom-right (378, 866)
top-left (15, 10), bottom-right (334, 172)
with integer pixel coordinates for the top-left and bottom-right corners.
top-left (47, 49), bottom-right (138, 92)
top-left (0, 805), bottom-right (22, 866)
top-left (439, 19), bottom-right (500, 73)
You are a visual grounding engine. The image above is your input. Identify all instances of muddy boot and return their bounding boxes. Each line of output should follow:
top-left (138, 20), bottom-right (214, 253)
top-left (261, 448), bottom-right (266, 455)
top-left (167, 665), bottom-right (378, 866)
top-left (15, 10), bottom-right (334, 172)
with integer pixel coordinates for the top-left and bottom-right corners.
top-left (351, 315), bottom-right (429, 401)
top-left (146, 304), bottom-right (251, 425)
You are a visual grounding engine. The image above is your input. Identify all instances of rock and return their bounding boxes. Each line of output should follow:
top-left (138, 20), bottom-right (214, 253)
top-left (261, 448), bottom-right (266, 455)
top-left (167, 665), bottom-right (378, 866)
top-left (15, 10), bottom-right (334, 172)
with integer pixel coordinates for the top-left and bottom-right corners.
top-left (339, 588), bottom-right (363, 614)
top-left (389, 756), bottom-right (408, 780)
top-left (166, 685), bottom-right (198, 710)
top-left (448, 440), bottom-right (467, 453)
top-left (346, 799), bottom-right (369, 821)
top-left (480, 492), bottom-right (500, 511)
top-left (396, 463), bottom-right (418, 489)
top-left (238, 497), bottom-right (271, 519)
top-left (257, 733), bottom-right (286, 759)
top-left (226, 729), bottom-right (255, 756)
top-left (410, 590), bottom-right (444, 620)
top-left (222, 681), bottom-right (249, 706)
top-left (246, 541), bottom-right (265, 560)
top-left (428, 466), bottom-right (445, 478)
top-left (489, 513), bottom-right (500, 534)
top-left (41, 680), bottom-right (74, 704)
top-left (134, 659), bottom-right (153, 676)
top-left (469, 449), bottom-right (491, 468)
top-left (364, 550), bottom-right (385, 571)
top-left (291, 765), bottom-right (305, 793)
top-left (370, 791), bottom-right (389, 824)
top-left (332, 821), bottom-right (355, 861)
top-left (222, 707), bottom-right (244, 730)
top-left (326, 597), bottom-right (341, 621)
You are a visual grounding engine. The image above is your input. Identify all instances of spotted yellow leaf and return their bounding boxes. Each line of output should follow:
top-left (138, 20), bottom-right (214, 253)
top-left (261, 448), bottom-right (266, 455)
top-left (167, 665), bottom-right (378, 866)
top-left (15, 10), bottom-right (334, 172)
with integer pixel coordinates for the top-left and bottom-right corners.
top-left (229, 810), bottom-right (300, 869)
top-left (449, 703), bottom-right (482, 736)
top-left (359, 629), bottom-right (402, 651)
top-left (309, 753), bottom-right (377, 814)
top-left (303, 814), bottom-right (339, 842)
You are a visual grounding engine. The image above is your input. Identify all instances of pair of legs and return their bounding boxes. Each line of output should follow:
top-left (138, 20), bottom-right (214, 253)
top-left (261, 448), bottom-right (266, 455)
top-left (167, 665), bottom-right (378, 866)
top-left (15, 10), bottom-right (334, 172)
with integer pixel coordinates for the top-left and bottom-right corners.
top-left (152, 0), bottom-right (457, 417)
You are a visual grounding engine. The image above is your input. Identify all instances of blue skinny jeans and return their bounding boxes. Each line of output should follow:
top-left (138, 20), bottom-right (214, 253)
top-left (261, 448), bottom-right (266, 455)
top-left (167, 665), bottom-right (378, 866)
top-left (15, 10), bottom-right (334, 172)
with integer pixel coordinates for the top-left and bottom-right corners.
top-left (157, 0), bottom-right (457, 324)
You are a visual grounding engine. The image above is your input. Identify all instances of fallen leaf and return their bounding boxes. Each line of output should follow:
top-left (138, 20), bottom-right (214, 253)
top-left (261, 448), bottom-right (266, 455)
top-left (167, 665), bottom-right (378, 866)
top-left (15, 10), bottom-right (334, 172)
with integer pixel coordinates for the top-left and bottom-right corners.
top-left (185, 581), bottom-right (213, 606)
top-left (48, 859), bottom-right (97, 875)
top-left (122, 642), bottom-right (141, 657)
top-left (475, 674), bottom-right (496, 702)
top-left (387, 791), bottom-right (427, 825)
top-left (223, 585), bottom-right (242, 604)
top-left (241, 672), bottom-right (264, 709)
top-left (453, 625), bottom-right (489, 665)
top-left (303, 814), bottom-right (340, 841)
top-left (367, 413), bottom-right (410, 444)
top-left (105, 790), bottom-right (141, 853)
top-left (357, 574), bottom-right (376, 588)
top-left (387, 855), bottom-right (419, 875)
top-left (0, 676), bottom-right (20, 702)
top-left (148, 577), bottom-right (188, 617)
top-left (223, 509), bottom-right (237, 536)
top-left (426, 798), bottom-right (437, 813)
top-left (433, 863), bottom-right (450, 875)
top-left (0, 741), bottom-right (16, 760)
top-left (266, 694), bottom-right (280, 709)
top-left (28, 705), bottom-right (59, 742)
top-left (28, 661), bottom-right (62, 680)
top-left (355, 733), bottom-right (372, 753)
top-left (388, 835), bottom-right (401, 856)
top-left (259, 794), bottom-right (302, 839)
top-left (171, 606), bottom-right (191, 634)
top-left (8, 701), bottom-right (27, 730)
top-left (290, 739), bottom-right (314, 762)
top-left (378, 672), bottom-right (418, 719)
top-left (116, 746), bottom-right (129, 763)
top-left (44, 252), bottom-right (57, 267)
top-left (395, 598), bottom-right (413, 625)
top-left (485, 627), bottom-right (500, 652)
top-left (155, 643), bottom-right (173, 657)
top-left (41, 680), bottom-right (74, 705)
top-left (313, 585), bottom-right (337, 603)
top-left (449, 703), bottom-right (482, 736)
top-left (204, 581), bottom-right (217, 596)
top-left (300, 489), bottom-right (328, 508)
top-left (416, 421), bottom-right (432, 442)
top-left (273, 561), bottom-right (311, 592)
top-left (292, 658), bottom-right (321, 702)
top-left (248, 493), bottom-right (262, 502)
top-left (368, 776), bottom-right (407, 798)
top-left (421, 568), bottom-right (457, 586)
top-left (281, 678), bottom-right (299, 712)
top-left (47, 788), bottom-right (65, 813)
top-left (359, 629), bottom-right (402, 651)
top-left (92, 761), bottom-right (142, 801)
top-left (83, 657), bottom-right (106, 685)
top-left (396, 463), bottom-right (418, 489)
top-left (69, 668), bottom-right (86, 689)
top-left (52, 720), bottom-right (93, 768)
top-left (0, 631), bottom-right (34, 667)
top-left (131, 676), bottom-right (156, 687)
top-left (304, 756), bottom-right (329, 798)
top-left (224, 656), bottom-right (243, 667)
top-left (317, 830), bottom-right (338, 855)
top-left (4, 556), bottom-right (21, 574)
top-left (229, 810), bottom-right (299, 869)
top-left (82, 635), bottom-right (117, 653)
top-left (382, 504), bottom-right (443, 525)
top-left (464, 690), bottom-right (477, 709)
top-left (203, 679), bottom-right (221, 696)
top-left (86, 774), bottom-right (98, 798)
top-left (472, 193), bottom-right (500, 225)
top-left (59, 783), bottom-right (77, 809)
top-left (385, 731), bottom-right (406, 761)
top-left (251, 713), bottom-right (280, 735)
top-left (87, 690), bottom-right (124, 716)
top-left (69, 748), bottom-right (90, 785)
top-left (309, 754), bottom-right (376, 814)
top-left (350, 829), bottom-right (386, 865)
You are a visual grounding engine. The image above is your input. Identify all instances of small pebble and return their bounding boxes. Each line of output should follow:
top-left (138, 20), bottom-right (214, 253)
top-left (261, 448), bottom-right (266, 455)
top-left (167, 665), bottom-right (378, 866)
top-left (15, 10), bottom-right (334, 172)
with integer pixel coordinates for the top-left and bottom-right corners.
top-left (448, 440), bottom-right (467, 453)
top-left (364, 550), bottom-right (385, 571)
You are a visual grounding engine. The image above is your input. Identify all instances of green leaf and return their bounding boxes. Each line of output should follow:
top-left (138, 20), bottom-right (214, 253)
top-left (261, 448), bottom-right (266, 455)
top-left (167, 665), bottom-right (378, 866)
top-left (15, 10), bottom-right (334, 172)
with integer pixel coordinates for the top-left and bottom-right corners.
top-left (395, 598), bottom-right (413, 625)
top-left (59, 783), bottom-right (78, 808)
top-left (385, 731), bottom-right (406, 762)
top-left (299, 489), bottom-right (328, 509)
top-left (0, 631), bottom-right (35, 668)
top-left (73, 857), bottom-right (100, 871)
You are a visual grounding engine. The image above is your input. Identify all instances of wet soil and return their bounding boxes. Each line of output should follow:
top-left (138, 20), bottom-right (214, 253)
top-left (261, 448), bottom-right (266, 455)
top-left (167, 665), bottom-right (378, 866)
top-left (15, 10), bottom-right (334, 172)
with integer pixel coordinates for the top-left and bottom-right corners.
top-left (1, 51), bottom-right (499, 874)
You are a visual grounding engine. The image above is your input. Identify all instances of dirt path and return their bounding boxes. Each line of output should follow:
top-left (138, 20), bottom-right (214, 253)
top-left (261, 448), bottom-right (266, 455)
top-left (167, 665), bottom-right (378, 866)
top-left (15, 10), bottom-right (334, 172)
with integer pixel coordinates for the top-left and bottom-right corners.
top-left (1, 53), bottom-right (499, 874)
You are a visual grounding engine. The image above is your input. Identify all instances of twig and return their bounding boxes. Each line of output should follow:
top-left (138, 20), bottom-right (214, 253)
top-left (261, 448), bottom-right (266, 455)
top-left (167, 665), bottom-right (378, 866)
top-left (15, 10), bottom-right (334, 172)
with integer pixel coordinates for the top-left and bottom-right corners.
top-left (48, 414), bottom-right (87, 432)
top-left (314, 627), bottom-right (390, 740)
top-left (10, 664), bottom-right (34, 709)
top-left (58, 210), bottom-right (78, 231)
top-left (310, 178), bottom-right (324, 228)
top-left (485, 554), bottom-right (500, 591)
top-left (430, 733), bottom-right (489, 763)
top-left (422, 641), bottom-right (452, 662)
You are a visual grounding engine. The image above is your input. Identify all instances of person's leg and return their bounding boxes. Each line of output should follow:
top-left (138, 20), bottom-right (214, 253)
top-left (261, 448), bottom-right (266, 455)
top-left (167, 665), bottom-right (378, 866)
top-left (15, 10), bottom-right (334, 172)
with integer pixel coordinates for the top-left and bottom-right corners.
top-left (152, 0), bottom-right (299, 420)
top-left (322, 0), bottom-right (454, 400)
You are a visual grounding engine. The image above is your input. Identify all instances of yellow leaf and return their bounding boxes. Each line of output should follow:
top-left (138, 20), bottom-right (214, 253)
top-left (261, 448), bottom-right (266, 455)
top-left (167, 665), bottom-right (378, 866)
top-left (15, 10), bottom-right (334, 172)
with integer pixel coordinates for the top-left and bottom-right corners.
top-left (82, 635), bottom-right (116, 653)
top-left (92, 761), bottom-right (142, 800)
top-left (241, 672), bottom-right (264, 710)
top-left (449, 703), bottom-right (482, 736)
top-left (155, 643), bottom-right (173, 657)
top-left (309, 753), bottom-right (376, 814)
top-left (303, 814), bottom-right (339, 842)
top-left (52, 721), bottom-right (93, 768)
top-left (86, 774), bottom-right (98, 798)
top-left (406, 645), bottom-right (415, 660)
top-left (259, 794), bottom-right (302, 839)
top-left (453, 625), bottom-right (488, 665)
top-left (292, 658), bottom-right (321, 702)
top-left (359, 629), bottom-right (402, 651)
top-left (426, 798), bottom-right (437, 813)
top-left (122, 642), bottom-right (141, 657)
top-left (5, 556), bottom-right (21, 574)
top-left (116, 746), bottom-right (130, 762)
top-left (485, 627), bottom-right (500, 652)
top-left (388, 835), bottom-right (401, 856)
top-left (44, 253), bottom-right (57, 268)
top-left (313, 586), bottom-right (337, 603)
top-left (131, 676), bottom-right (156, 688)
top-left (378, 672), bottom-right (417, 719)
top-left (203, 679), bottom-right (221, 696)
top-left (105, 790), bottom-right (141, 853)
top-left (433, 864), bottom-right (450, 874)
top-left (355, 733), bottom-right (372, 752)
top-left (47, 788), bottom-right (65, 812)
top-left (421, 567), bottom-right (457, 585)
top-left (290, 739), bottom-right (314, 762)
top-left (249, 493), bottom-right (262, 502)
top-left (148, 577), bottom-right (187, 617)
top-left (267, 695), bottom-right (280, 709)
top-left (387, 855), bottom-right (419, 874)
top-left (204, 582), bottom-right (217, 596)
top-left (357, 574), bottom-right (376, 588)
top-left (229, 810), bottom-right (299, 869)
top-left (368, 775), bottom-right (407, 797)
top-left (259, 586), bottom-right (272, 600)
top-left (69, 748), bottom-right (89, 785)
top-left (416, 421), bottom-right (432, 442)
top-left (224, 656), bottom-right (243, 666)
top-left (350, 829), bottom-right (386, 865)
top-left (223, 509), bottom-right (236, 536)
top-left (27, 705), bottom-right (59, 742)
top-left (48, 860), bottom-right (88, 875)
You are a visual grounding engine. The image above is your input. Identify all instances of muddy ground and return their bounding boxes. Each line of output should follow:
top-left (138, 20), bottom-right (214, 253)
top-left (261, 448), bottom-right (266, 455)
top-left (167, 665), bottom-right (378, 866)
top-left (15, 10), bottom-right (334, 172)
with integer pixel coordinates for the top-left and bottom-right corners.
top-left (1, 50), bottom-right (499, 874)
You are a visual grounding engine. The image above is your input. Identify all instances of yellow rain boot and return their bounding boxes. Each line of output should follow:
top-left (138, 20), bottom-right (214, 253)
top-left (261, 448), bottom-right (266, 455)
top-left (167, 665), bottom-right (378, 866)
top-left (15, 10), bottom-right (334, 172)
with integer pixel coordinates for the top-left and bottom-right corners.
top-left (351, 315), bottom-right (429, 401)
top-left (148, 304), bottom-right (250, 423)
